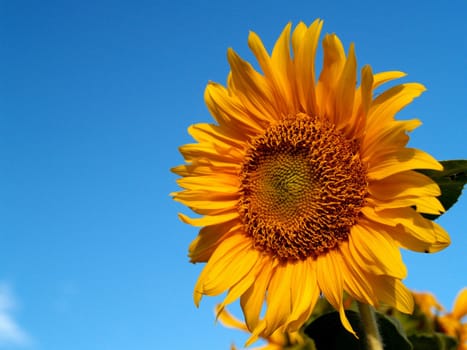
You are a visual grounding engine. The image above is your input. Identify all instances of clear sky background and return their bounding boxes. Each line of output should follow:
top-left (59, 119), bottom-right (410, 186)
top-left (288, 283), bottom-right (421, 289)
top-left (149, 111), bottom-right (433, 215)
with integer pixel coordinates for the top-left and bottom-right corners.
top-left (1, 0), bottom-right (466, 349)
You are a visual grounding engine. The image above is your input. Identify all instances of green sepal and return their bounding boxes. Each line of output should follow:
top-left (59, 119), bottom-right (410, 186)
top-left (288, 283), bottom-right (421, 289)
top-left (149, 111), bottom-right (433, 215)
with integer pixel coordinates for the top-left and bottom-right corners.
top-left (418, 159), bottom-right (467, 220)
top-left (304, 310), bottom-right (412, 350)
top-left (408, 333), bottom-right (458, 350)
top-left (284, 330), bottom-right (317, 350)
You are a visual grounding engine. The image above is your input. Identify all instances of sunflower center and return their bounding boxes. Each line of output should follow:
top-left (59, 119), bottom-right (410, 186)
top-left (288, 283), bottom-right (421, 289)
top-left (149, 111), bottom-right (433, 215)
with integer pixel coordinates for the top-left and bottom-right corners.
top-left (238, 114), bottom-right (367, 261)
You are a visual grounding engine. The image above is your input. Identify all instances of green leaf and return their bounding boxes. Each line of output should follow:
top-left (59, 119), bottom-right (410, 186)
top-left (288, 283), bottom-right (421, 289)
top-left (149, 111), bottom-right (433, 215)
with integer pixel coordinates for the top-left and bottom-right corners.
top-left (418, 160), bottom-right (467, 220)
top-left (304, 310), bottom-right (412, 350)
top-left (409, 333), bottom-right (458, 350)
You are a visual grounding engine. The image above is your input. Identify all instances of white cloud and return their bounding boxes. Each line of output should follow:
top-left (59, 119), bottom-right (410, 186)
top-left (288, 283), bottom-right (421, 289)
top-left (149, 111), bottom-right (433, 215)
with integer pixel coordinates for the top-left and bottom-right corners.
top-left (0, 284), bottom-right (31, 347)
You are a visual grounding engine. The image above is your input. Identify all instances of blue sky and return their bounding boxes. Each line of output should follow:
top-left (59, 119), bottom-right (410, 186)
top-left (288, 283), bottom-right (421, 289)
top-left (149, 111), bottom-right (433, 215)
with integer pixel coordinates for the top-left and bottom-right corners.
top-left (1, 0), bottom-right (466, 349)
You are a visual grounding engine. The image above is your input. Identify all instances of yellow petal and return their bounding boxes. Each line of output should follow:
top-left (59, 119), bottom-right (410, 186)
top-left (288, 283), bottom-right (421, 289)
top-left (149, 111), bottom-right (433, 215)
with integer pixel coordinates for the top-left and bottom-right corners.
top-left (367, 148), bottom-right (443, 181)
top-left (270, 23), bottom-right (293, 87)
top-left (286, 259), bottom-right (320, 331)
top-left (372, 277), bottom-right (414, 314)
top-left (173, 189), bottom-right (238, 203)
top-left (262, 263), bottom-right (293, 335)
top-left (240, 258), bottom-right (275, 331)
top-left (227, 48), bottom-right (278, 122)
top-left (179, 211), bottom-right (239, 227)
top-left (188, 221), bottom-right (241, 262)
top-left (248, 23), bottom-right (294, 114)
top-left (372, 71), bottom-right (406, 89)
top-left (204, 82), bottom-right (264, 136)
top-left (316, 34), bottom-right (346, 120)
top-left (345, 65), bottom-right (373, 140)
top-left (216, 305), bottom-right (249, 332)
top-left (171, 162), bottom-right (239, 177)
top-left (360, 65), bottom-right (374, 117)
top-left (362, 119), bottom-right (422, 159)
top-left (339, 241), bottom-right (377, 305)
top-left (349, 224), bottom-right (407, 278)
top-left (194, 234), bottom-right (255, 304)
top-left (176, 174), bottom-right (239, 192)
top-left (219, 255), bottom-right (264, 310)
top-left (179, 142), bottom-right (244, 163)
top-left (414, 197), bottom-right (445, 215)
top-left (368, 170), bottom-right (441, 200)
top-left (368, 196), bottom-right (444, 215)
top-left (316, 250), bottom-right (356, 336)
top-left (173, 189), bottom-right (239, 214)
top-left (245, 322), bottom-right (267, 347)
top-left (292, 20), bottom-right (323, 113)
top-left (291, 22), bottom-right (307, 54)
top-left (318, 34), bottom-right (346, 85)
top-left (367, 83), bottom-right (425, 129)
top-left (188, 123), bottom-right (244, 147)
top-left (361, 207), bottom-right (450, 253)
top-left (452, 288), bottom-right (467, 320)
top-left (334, 43), bottom-right (357, 130)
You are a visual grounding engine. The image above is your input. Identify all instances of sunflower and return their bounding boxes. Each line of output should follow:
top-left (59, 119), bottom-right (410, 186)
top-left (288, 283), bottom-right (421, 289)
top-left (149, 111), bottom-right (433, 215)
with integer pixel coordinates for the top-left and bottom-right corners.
top-left (172, 19), bottom-right (450, 344)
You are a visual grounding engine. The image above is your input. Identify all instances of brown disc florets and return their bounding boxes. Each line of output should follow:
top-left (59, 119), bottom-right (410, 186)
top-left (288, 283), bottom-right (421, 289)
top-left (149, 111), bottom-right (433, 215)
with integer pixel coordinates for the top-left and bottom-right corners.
top-left (238, 114), bottom-right (367, 261)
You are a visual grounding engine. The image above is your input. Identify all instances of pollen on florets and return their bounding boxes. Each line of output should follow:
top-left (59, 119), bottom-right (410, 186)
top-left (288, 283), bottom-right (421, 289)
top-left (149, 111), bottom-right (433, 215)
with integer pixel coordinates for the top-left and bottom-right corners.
top-left (238, 114), bottom-right (368, 261)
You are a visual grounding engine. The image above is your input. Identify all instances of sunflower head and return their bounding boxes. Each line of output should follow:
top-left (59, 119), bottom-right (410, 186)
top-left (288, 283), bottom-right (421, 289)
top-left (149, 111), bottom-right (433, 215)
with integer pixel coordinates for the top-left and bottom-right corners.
top-left (172, 19), bottom-right (450, 343)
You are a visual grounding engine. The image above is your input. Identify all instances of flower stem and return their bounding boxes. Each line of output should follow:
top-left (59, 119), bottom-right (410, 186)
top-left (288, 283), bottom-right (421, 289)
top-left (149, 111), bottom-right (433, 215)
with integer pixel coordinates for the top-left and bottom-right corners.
top-left (357, 302), bottom-right (383, 350)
